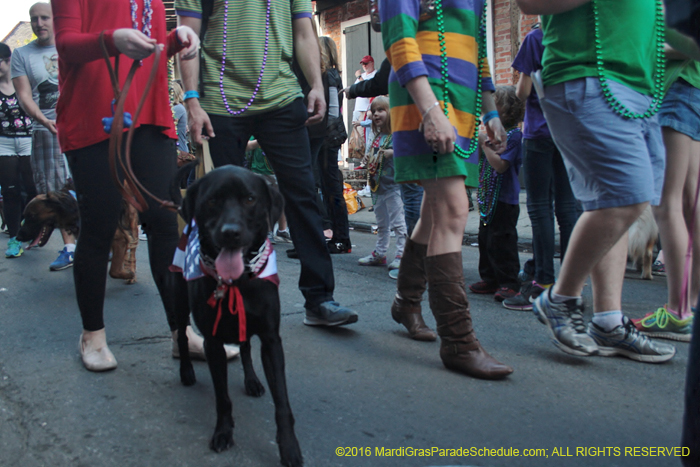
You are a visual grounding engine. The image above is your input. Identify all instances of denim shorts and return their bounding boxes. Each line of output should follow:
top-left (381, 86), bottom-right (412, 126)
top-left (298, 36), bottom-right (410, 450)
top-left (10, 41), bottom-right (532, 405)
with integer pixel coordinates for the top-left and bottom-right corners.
top-left (539, 78), bottom-right (665, 211)
top-left (658, 79), bottom-right (700, 141)
top-left (0, 136), bottom-right (32, 156)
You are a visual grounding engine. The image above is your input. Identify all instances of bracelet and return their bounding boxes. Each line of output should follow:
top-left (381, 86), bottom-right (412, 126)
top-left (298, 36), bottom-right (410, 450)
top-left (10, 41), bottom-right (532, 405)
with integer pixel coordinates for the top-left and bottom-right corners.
top-left (184, 90), bottom-right (200, 100)
top-left (482, 110), bottom-right (499, 125)
top-left (421, 101), bottom-right (440, 121)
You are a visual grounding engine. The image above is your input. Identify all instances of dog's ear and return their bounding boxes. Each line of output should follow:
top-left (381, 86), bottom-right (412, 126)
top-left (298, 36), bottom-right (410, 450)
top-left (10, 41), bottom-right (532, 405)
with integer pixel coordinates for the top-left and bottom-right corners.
top-left (262, 176), bottom-right (284, 230)
top-left (181, 177), bottom-right (201, 225)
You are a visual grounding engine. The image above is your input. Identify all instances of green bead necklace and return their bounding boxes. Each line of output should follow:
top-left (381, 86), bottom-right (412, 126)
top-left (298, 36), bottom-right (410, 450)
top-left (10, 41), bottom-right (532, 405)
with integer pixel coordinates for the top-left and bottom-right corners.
top-left (434, 0), bottom-right (488, 159)
top-left (591, 0), bottom-right (665, 119)
top-left (477, 127), bottom-right (519, 225)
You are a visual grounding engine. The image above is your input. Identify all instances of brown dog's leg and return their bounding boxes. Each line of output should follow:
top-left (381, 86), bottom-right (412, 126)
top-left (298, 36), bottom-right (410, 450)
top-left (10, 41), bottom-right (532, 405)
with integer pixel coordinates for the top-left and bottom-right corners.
top-left (109, 229), bottom-right (134, 281)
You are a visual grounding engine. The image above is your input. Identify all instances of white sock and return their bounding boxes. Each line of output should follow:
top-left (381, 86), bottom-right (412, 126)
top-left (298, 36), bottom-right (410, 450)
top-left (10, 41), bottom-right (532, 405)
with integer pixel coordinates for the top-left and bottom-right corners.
top-left (64, 243), bottom-right (76, 253)
top-left (591, 310), bottom-right (624, 332)
top-left (550, 290), bottom-right (580, 303)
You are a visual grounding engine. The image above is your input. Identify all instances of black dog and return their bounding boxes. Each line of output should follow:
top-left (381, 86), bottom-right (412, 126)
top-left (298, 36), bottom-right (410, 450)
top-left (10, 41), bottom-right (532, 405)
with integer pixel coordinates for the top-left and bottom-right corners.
top-left (175, 165), bottom-right (302, 467)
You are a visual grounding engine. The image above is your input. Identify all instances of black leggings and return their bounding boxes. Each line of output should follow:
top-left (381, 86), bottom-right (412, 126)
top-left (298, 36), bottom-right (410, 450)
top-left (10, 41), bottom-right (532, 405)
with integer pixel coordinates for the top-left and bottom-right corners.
top-left (0, 155), bottom-right (36, 237)
top-left (65, 126), bottom-right (187, 331)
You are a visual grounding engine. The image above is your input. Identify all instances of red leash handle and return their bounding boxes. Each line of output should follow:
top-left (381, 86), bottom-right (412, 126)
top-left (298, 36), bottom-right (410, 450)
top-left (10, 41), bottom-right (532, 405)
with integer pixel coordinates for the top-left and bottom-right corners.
top-left (99, 32), bottom-right (179, 213)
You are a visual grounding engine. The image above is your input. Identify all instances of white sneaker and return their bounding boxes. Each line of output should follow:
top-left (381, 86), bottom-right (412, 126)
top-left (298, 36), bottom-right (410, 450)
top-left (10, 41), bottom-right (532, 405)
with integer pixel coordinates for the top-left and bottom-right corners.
top-left (387, 256), bottom-right (401, 270)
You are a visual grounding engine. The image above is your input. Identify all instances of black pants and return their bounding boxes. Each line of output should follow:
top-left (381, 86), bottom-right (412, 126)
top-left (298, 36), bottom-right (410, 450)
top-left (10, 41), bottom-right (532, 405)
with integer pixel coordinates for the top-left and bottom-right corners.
top-left (317, 142), bottom-right (350, 242)
top-left (66, 126), bottom-right (187, 331)
top-left (478, 201), bottom-right (520, 289)
top-left (207, 99), bottom-right (334, 308)
top-left (0, 155), bottom-right (36, 237)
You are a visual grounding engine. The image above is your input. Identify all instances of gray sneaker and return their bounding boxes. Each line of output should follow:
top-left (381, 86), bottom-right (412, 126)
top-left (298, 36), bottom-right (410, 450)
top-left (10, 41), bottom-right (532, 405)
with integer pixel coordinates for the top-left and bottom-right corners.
top-left (304, 301), bottom-right (358, 327)
top-left (533, 289), bottom-right (598, 356)
top-left (274, 229), bottom-right (292, 243)
top-left (587, 317), bottom-right (676, 363)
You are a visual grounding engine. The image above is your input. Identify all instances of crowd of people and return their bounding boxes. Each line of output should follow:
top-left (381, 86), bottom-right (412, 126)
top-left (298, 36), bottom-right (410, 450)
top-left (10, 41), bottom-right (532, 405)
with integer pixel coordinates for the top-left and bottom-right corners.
top-left (0, 0), bottom-right (697, 461)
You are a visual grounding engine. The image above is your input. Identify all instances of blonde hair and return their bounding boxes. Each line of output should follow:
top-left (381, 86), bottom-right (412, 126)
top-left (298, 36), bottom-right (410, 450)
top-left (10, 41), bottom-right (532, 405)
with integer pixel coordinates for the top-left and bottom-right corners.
top-left (370, 96), bottom-right (391, 135)
top-left (170, 80), bottom-right (184, 105)
top-left (319, 36), bottom-right (341, 74)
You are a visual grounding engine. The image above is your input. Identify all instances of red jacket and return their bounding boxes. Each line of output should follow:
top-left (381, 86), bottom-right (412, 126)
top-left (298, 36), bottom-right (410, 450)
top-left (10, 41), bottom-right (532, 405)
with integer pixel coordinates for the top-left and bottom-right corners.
top-left (52, 0), bottom-right (183, 152)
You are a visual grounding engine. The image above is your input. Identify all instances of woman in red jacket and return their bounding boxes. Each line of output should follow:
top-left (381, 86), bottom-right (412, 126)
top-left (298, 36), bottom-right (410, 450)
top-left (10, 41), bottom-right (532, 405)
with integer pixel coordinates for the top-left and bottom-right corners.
top-left (51, 0), bottom-right (199, 372)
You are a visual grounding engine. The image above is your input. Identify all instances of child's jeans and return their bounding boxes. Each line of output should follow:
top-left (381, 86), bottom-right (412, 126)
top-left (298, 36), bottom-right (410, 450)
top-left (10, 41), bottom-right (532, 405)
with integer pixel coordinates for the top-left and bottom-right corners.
top-left (374, 188), bottom-right (406, 259)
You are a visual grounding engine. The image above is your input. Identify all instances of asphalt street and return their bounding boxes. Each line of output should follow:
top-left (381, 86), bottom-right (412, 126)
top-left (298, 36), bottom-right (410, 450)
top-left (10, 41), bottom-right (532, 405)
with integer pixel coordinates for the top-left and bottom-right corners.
top-left (0, 228), bottom-right (689, 467)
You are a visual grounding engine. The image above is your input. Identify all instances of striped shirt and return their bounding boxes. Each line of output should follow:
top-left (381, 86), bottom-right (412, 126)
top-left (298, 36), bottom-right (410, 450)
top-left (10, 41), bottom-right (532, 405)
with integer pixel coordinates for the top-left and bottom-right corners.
top-left (175, 0), bottom-right (312, 116)
top-left (379, 0), bottom-right (495, 185)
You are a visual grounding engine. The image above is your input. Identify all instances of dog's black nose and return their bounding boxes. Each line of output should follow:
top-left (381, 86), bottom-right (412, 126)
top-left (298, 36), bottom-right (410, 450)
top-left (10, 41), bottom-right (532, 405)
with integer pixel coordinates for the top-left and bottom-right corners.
top-left (220, 223), bottom-right (242, 243)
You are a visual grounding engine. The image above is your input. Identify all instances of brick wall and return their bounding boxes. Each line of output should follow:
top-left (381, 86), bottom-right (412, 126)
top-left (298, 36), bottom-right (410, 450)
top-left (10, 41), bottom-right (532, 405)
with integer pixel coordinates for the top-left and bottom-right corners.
top-left (317, 0), bottom-right (368, 52)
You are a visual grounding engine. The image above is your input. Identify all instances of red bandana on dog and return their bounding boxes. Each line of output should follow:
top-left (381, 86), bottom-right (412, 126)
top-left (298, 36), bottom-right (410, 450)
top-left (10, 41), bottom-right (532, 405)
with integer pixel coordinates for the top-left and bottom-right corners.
top-left (171, 220), bottom-right (279, 341)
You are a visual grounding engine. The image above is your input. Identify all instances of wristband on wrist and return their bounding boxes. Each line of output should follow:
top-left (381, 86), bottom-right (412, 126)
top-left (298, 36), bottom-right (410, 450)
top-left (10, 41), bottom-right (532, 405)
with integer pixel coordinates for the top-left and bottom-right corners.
top-left (421, 101), bottom-right (440, 121)
top-left (482, 110), bottom-right (499, 125)
top-left (184, 90), bottom-right (200, 100)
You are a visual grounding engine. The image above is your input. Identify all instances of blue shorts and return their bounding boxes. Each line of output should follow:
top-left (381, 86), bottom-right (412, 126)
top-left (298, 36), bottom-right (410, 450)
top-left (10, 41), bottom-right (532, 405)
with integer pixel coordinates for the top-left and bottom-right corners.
top-left (540, 78), bottom-right (665, 211)
top-left (659, 79), bottom-right (700, 141)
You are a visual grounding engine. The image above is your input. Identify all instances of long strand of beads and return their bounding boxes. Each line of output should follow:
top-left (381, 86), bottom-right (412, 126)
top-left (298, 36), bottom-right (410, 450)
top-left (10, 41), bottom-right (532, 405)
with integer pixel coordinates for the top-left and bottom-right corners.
top-left (130, 0), bottom-right (153, 38)
top-left (592, 0), bottom-right (665, 119)
top-left (220, 0), bottom-right (271, 116)
top-left (477, 128), bottom-right (519, 225)
top-left (435, 0), bottom-right (488, 159)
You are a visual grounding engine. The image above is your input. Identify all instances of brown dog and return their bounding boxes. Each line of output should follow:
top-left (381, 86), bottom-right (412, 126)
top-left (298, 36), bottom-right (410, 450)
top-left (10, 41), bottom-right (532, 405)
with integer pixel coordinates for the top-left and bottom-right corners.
top-left (16, 185), bottom-right (139, 283)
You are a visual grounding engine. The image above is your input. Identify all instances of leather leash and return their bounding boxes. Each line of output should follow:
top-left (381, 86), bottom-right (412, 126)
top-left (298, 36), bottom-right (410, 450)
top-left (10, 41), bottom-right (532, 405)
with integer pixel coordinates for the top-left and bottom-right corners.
top-left (99, 31), bottom-right (178, 213)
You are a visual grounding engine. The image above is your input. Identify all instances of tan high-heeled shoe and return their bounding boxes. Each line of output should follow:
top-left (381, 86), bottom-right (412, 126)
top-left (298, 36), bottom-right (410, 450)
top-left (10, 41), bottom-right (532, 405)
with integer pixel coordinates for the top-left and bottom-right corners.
top-left (80, 329), bottom-right (117, 372)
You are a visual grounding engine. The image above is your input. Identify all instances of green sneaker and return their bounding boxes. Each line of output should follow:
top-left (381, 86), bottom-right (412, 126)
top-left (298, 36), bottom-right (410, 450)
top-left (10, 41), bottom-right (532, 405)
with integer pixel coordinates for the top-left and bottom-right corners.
top-left (5, 237), bottom-right (23, 258)
top-left (632, 306), bottom-right (693, 342)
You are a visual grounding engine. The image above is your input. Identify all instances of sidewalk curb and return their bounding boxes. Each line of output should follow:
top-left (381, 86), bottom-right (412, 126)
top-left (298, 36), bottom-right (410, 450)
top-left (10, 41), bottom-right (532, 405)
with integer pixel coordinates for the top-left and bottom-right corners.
top-left (348, 220), bottom-right (534, 251)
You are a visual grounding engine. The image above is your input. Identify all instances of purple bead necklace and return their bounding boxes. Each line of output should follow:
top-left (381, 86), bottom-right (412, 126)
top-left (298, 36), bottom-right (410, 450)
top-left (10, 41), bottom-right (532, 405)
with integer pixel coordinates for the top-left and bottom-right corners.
top-left (220, 0), bottom-right (271, 116)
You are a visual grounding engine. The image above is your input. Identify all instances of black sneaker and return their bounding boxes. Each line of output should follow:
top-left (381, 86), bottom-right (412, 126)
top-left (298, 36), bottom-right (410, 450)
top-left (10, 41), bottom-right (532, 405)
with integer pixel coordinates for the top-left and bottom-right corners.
top-left (286, 248), bottom-right (299, 259)
top-left (503, 281), bottom-right (547, 311)
top-left (304, 301), bottom-right (358, 326)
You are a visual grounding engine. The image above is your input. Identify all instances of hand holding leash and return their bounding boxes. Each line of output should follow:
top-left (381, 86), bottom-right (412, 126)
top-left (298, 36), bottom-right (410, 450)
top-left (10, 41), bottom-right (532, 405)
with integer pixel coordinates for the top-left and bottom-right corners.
top-left (113, 28), bottom-right (158, 61)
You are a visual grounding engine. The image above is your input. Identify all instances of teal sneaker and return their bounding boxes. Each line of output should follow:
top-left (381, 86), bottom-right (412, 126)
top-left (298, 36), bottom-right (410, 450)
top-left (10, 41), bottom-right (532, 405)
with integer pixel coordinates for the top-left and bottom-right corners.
top-left (632, 306), bottom-right (693, 342)
top-left (50, 247), bottom-right (74, 271)
top-left (5, 237), bottom-right (23, 258)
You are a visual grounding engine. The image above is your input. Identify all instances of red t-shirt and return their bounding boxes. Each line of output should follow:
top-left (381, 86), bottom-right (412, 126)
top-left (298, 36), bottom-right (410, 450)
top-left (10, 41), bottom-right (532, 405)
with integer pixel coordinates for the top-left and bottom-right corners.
top-left (52, 0), bottom-right (183, 152)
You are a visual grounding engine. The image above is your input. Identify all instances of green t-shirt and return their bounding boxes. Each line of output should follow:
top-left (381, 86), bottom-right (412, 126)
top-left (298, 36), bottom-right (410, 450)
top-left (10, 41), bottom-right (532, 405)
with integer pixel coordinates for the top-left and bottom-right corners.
top-left (541, 0), bottom-right (659, 95)
top-left (666, 60), bottom-right (700, 91)
top-left (175, 0), bottom-right (311, 116)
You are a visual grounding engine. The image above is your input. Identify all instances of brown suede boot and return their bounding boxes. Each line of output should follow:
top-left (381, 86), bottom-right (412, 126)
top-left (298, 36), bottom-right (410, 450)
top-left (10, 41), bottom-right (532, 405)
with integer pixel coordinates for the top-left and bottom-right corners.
top-left (425, 252), bottom-right (513, 380)
top-left (391, 239), bottom-right (437, 341)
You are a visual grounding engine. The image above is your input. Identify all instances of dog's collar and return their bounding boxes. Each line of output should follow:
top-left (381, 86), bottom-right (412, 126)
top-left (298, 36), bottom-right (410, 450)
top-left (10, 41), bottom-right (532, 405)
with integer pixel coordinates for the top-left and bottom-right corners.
top-left (171, 221), bottom-right (278, 286)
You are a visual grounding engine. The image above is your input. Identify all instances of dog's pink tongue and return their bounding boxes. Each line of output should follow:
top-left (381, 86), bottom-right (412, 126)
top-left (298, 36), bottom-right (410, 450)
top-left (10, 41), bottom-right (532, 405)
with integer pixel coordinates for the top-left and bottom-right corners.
top-left (215, 248), bottom-right (245, 283)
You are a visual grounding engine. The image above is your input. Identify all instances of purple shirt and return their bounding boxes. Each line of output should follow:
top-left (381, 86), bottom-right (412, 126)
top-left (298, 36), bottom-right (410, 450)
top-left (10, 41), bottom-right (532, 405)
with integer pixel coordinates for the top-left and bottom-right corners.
top-left (511, 28), bottom-right (550, 139)
top-left (498, 129), bottom-right (523, 205)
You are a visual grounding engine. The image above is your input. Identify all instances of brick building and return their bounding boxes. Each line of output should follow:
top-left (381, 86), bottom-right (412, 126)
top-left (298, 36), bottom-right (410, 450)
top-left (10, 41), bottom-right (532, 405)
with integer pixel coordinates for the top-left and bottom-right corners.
top-left (314, 0), bottom-right (538, 87)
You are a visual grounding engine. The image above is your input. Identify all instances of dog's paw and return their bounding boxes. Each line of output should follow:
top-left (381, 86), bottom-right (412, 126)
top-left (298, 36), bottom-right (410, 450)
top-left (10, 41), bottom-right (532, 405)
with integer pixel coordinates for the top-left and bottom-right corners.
top-left (180, 365), bottom-right (196, 386)
top-left (209, 429), bottom-right (235, 453)
top-left (244, 376), bottom-right (265, 398)
top-left (278, 436), bottom-right (303, 467)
